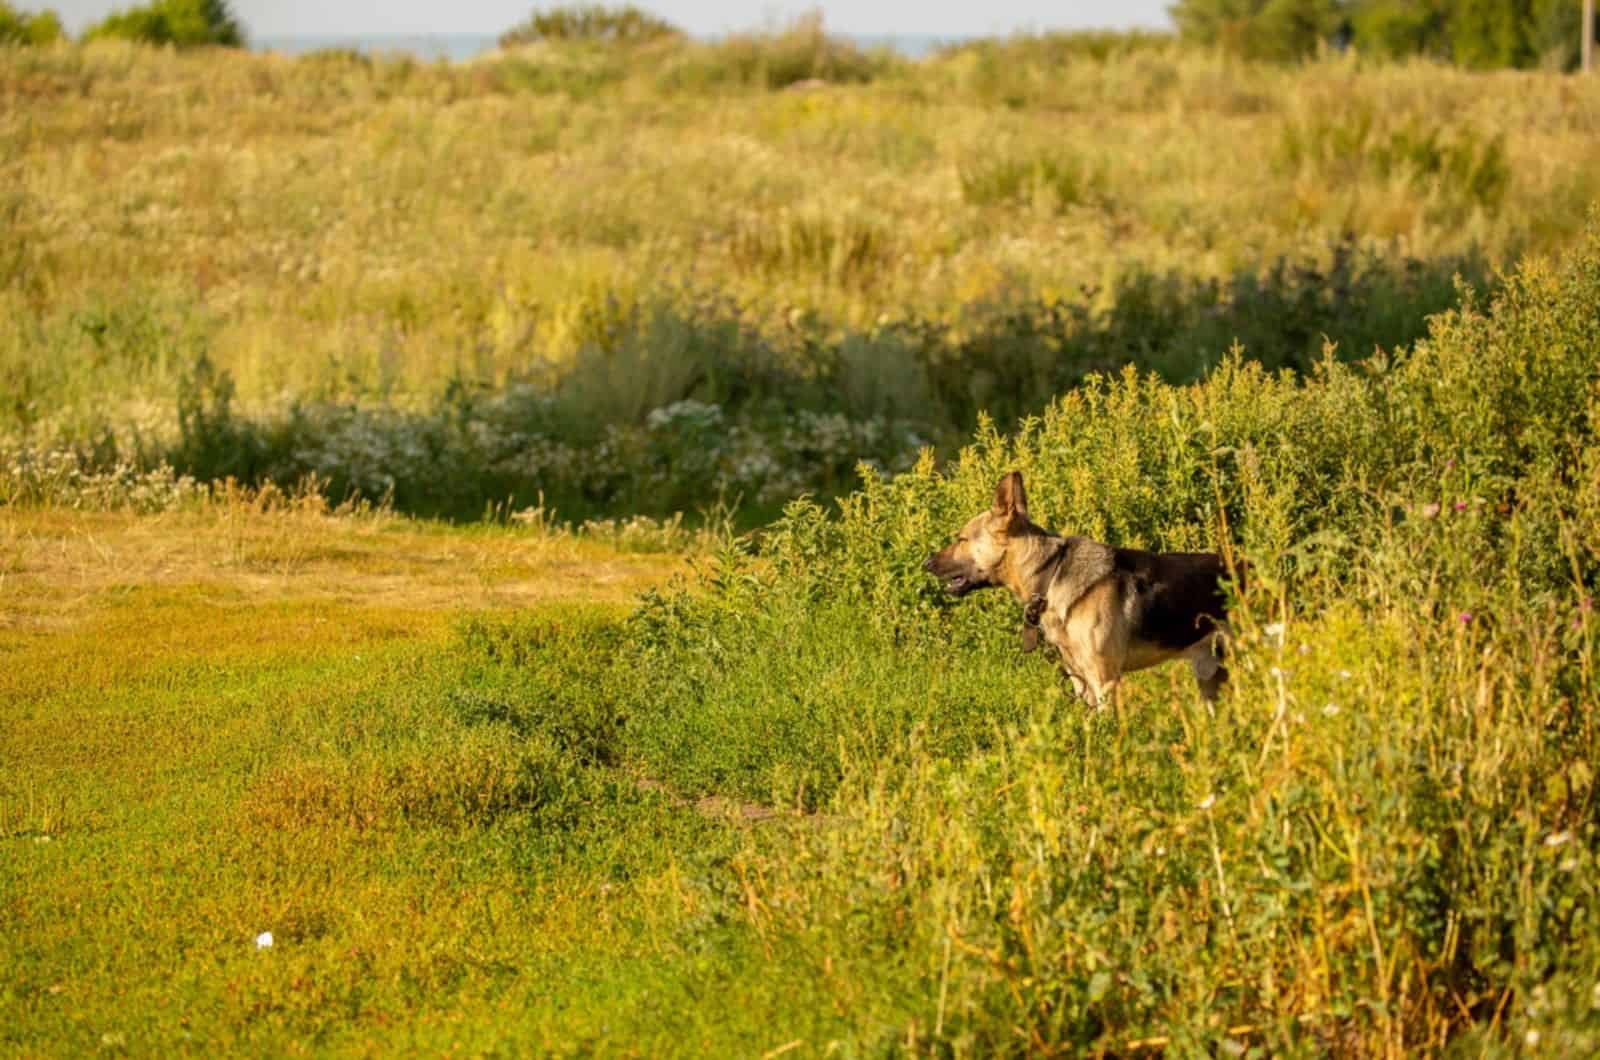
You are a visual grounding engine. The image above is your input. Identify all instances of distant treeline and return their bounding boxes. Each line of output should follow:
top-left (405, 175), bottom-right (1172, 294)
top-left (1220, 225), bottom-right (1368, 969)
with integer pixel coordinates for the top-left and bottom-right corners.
top-left (1173, 0), bottom-right (1597, 68)
top-left (5, 0), bottom-right (1596, 71)
top-left (1, 0), bottom-right (241, 47)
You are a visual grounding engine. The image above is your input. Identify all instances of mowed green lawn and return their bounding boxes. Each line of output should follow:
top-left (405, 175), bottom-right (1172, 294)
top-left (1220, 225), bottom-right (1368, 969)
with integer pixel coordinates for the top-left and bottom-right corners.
top-left (0, 508), bottom-right (853, 1056)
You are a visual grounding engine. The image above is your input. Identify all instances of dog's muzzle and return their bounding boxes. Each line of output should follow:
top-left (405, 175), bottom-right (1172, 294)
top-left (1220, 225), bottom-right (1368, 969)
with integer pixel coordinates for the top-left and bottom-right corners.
top-left (925, 554), bottom-right (976, 596)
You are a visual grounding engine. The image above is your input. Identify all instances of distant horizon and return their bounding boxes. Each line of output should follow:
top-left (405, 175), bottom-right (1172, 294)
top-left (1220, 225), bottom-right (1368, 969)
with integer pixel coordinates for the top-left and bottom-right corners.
top-left (249, 28), bottom-right (1169, 62)
top-left (48, 1), bottom-right (1174, 41)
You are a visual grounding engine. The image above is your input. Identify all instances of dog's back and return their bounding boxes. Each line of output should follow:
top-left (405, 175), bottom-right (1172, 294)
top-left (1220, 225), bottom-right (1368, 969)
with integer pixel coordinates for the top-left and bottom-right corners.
top-left (1113, 548), bottom-right (1235, 651)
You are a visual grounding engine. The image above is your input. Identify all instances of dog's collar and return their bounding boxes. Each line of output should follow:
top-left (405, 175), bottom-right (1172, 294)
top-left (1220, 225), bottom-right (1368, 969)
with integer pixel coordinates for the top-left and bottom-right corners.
top-left (1021, 538), bottom-right (1070, 632)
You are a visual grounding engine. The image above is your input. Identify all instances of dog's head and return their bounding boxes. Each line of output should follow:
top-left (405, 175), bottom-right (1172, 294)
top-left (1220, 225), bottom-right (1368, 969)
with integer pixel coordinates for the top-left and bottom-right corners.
top-left (924, 470), bottom-right (1032, 597)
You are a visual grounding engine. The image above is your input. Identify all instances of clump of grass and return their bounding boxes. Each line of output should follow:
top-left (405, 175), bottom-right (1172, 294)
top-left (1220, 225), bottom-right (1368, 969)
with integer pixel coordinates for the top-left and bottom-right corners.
top-left (1279, 102), bottom-right (1512, 213)
top-left (958, 149), bottom-right (1098, 211)
top-left (240, 726), bottom-right (580, 833)
top-left (728, 209), bottom-right (896, 286)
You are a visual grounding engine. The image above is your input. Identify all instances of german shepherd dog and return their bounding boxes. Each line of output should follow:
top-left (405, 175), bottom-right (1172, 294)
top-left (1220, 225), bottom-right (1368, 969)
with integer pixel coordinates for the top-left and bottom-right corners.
top-left (925, 471), bottom-right (1238, 708)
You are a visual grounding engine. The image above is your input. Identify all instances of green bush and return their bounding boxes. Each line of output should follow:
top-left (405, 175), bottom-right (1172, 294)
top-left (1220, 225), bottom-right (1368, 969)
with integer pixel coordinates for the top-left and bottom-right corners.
top-left (656, 13), bottom-right (897, 91)
top-left (0, 3), bottom-right (63, 45)
top-left (498, 3), bottom-right (680, 48)
top-left (83, 0), bottom-right (243, 48)
top-left (547, 215), bottom-right (1600, 1050)
top-left (1175, 0), bottom-right (1587, 69)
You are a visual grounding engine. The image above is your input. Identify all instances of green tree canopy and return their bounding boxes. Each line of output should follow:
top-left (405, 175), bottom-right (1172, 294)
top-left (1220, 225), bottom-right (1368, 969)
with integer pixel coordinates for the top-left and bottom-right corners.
top-left (498, 4), bottom-right (681, 48)
top-left (0, 2), bottom-right (65, 45)
top-left (1170, 0), bottom-right (1590, 68)
top-left (84, 0), bottom-right (244, 48)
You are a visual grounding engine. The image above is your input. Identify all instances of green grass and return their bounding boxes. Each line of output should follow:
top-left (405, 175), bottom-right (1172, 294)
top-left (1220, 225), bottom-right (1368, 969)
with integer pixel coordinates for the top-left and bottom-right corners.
top-left (7, 219), bottom-right (1600, 1054)
top-left (6, 28), bottom-right (1600, 1054)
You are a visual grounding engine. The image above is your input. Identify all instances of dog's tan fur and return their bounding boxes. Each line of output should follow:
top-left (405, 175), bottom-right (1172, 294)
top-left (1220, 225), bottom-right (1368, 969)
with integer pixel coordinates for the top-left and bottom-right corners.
top-left (925, 471), bottom-right (1233, 709)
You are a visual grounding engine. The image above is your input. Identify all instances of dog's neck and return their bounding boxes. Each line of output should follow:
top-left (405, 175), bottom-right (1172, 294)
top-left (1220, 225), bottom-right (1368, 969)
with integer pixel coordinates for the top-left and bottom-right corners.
top-left (1000, 527), bottom-right (1116, 613)
top-left (998, 525), bottom-right (1069, 604)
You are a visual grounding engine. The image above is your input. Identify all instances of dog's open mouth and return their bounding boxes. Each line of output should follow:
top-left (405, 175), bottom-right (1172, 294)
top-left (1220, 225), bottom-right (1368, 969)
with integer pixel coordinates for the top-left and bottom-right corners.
top-left (943, 574), bottom-right (973, 596)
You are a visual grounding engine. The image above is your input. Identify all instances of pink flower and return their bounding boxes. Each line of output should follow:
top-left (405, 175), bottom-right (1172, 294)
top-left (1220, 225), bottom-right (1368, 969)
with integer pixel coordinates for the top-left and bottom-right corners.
top-left (1453, 500), bottom-right (1467, 513)
top-left (1458, 611), bottom-right (1473, 624)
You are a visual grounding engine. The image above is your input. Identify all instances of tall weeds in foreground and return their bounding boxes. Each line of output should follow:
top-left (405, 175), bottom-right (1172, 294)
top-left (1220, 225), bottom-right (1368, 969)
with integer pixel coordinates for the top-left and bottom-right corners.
top-left (457, 220), bottom-right (1600, 1051)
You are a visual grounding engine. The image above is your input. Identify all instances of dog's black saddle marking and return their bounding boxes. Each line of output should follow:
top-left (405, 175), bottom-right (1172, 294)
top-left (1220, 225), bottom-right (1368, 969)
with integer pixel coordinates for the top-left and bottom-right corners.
top-left (1113, 548), bottom-right (1232, 650)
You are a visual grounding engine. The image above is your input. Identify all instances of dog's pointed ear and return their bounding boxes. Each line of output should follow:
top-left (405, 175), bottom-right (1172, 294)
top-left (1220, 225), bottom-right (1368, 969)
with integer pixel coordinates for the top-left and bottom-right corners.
top-left (992, 470), bottom-right (1029, 524)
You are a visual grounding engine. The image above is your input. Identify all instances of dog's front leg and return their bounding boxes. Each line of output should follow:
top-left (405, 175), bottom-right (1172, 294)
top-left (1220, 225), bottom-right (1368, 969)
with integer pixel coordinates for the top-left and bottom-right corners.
top-left (1061, 665), bottom-right (1091, 705)
top-left (1055, 656), bottom-right (1117, 710)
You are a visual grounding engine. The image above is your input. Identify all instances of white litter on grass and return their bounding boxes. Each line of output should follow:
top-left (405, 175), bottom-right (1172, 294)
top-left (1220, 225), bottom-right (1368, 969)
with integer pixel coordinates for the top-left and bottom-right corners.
top-left (255, 931), bottom-right (274, 950)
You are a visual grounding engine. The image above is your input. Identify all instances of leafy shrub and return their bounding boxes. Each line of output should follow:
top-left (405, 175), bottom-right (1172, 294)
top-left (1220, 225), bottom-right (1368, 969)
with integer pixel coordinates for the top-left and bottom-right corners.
top-left (0, 3), bottom-right (63, 45)
top-left (498, 4), bottom-right (680, 48)
top-left (566, 215), bottom-right (1600, 1051)
top-left (83, 0), bottom-right (244, 48)
top-left (657, 12), bottom-right (896, 91)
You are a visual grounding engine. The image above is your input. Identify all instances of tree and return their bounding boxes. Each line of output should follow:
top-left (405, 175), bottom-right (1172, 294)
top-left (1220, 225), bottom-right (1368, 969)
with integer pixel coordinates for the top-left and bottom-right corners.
top-left (498, 5), bottom-right (680, 49)
top-left (0, 2), bottom-right (65, 45)
top-left (84, 0), bottom-right (244, 48)
top-left (1170, 0), bottom-right (1592, 68)
top-left (1345, 0), bottom-right (1452, 60)
top-left (1171, 0), bottom-right (1345, 59)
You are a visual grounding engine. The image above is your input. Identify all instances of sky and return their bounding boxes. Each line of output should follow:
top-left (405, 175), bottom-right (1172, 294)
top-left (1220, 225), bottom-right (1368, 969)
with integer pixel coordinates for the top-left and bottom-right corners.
top-left (46, 1), bottom-right (1174, 39)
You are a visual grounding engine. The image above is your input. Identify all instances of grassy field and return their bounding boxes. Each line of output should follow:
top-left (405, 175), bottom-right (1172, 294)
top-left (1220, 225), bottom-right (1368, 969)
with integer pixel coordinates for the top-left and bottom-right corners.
top-left (3, 32), bottom-right (1599, 517)
top-left (5, 25), bottom-right (1600, 1055)
top-left (6, 214), bottom-right (1600, 1056)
